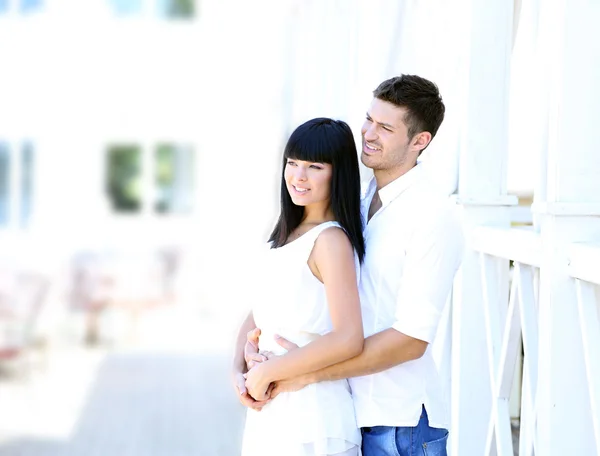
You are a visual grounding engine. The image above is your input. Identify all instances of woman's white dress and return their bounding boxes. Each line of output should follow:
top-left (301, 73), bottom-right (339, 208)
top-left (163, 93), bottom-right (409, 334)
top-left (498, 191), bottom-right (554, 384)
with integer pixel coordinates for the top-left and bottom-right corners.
top-left (241, 221), bottom-right (361, 456)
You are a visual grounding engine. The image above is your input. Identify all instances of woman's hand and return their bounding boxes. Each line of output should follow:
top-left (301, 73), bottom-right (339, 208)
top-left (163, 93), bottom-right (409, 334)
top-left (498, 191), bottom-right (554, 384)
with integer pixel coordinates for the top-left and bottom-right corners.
top-left (244, 363), bottom-right (272, 401)
top-left (246, 352), bottom-right (268, 370)
top-left (232, 370), bottom-right (270, 411)
top-left (243, 333), bottom-right (299, 401)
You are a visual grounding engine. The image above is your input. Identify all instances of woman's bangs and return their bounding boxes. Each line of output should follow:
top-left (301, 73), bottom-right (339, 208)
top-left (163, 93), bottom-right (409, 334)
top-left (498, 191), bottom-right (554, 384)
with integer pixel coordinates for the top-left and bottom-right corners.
top-left (284, 133), bottom-right (333, 164)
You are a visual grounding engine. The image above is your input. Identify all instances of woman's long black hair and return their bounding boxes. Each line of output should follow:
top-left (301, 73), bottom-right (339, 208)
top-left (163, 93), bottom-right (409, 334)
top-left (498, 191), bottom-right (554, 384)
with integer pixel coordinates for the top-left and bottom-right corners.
top-left (268, 117), bottom-right (365, 263)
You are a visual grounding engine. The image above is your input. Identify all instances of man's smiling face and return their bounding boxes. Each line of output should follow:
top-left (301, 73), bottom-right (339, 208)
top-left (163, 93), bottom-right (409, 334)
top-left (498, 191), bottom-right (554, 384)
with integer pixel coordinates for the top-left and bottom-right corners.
top-left (360, 98), bottom-right (431, 182)
top-left (360, 98), bottom-right (416, 175)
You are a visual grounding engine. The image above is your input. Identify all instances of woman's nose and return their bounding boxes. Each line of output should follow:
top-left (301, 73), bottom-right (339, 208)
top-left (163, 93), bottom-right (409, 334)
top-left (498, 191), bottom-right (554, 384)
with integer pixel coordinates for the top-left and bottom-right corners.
top-left (294, 167), bottom-right (307, 181)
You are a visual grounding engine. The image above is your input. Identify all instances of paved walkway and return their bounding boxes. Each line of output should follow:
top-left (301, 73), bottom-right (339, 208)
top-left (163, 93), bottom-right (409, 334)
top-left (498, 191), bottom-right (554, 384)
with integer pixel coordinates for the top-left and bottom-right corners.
top-left (0, 305), bottom-right (247, 456)
top-left (0, 303), bottom-right (523, 456)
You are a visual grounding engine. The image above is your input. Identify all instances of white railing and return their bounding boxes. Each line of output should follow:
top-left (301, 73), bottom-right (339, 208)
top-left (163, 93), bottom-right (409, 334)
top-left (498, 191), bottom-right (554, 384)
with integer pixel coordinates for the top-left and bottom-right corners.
top-left (471, 226), bottom-right (542, 455)
top-left (568, 242), bottom-right (600, 451)
top-left (469, 228), bottom-right (600, 455)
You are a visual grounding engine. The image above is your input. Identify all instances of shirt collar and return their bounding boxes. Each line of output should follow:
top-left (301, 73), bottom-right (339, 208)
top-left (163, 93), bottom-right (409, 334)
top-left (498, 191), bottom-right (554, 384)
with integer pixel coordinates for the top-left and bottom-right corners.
top-left (376, 163), bottom-right (423, 206)
top-left (362, 177), bottom-right (376, 201)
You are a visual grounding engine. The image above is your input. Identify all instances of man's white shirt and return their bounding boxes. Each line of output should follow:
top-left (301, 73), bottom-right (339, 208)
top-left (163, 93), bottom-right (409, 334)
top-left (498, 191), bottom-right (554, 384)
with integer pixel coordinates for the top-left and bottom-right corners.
top-left (349, 164), bottom-right (464, 429)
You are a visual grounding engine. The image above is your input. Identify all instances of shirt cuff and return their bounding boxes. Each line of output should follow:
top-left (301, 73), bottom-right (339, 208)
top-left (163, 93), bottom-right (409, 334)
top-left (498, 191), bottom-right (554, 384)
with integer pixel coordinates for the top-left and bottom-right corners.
top-left (392, 305), bottom-right (441, 343)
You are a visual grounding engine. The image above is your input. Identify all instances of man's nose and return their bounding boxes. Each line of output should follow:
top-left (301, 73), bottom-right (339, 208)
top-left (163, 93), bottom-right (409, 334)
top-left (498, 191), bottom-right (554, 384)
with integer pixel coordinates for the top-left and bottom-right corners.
top-left (363, 123), bottom-right (377, 141)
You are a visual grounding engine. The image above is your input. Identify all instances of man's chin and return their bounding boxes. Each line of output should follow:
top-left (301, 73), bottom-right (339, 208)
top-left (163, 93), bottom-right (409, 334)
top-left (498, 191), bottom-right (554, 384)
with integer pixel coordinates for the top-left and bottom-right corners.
top-left (361, 152), bottom-right (379, 168)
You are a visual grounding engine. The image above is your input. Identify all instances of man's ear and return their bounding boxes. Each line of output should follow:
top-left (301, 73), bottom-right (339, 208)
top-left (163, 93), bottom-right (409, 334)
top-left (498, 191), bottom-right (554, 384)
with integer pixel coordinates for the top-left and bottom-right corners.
top-left (413, 131), bottom-right (432, 153)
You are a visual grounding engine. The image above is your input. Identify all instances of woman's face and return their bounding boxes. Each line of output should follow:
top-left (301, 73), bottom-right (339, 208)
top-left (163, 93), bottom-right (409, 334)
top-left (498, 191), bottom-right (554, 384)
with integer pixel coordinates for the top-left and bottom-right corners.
top-left (284, 158), bottom-right (333, 207)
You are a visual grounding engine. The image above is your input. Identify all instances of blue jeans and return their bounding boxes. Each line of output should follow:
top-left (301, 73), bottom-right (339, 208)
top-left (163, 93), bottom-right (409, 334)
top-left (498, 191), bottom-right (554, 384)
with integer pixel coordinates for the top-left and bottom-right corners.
top-left (361, 406), bottom-right (448, 456)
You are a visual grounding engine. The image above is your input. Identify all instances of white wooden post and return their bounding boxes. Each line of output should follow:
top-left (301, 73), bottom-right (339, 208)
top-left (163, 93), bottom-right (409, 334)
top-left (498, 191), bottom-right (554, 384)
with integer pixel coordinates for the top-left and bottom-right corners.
top-left (451, 0), bottom-right (516, 454)
top-left (574, 278), bottom-right (600, 449)
top-left (534, 1), bottom-right (600, 454)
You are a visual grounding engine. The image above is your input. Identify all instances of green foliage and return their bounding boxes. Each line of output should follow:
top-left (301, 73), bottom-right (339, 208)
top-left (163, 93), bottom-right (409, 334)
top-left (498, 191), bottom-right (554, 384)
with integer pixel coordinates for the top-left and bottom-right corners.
top-left (166, 0), bottom-right (195, 19)
top-left (106, 145), bottom-right (141, 212)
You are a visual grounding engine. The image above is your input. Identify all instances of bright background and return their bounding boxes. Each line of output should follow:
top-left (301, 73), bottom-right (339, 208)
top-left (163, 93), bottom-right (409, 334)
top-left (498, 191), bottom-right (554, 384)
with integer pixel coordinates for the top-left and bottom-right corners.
top-left (0, 1), bottom-right (539, 454)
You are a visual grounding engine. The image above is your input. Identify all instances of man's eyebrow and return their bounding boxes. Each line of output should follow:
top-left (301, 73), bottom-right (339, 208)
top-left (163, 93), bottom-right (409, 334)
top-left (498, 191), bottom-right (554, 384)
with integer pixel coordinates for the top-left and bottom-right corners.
top-left (366, 112), bottom-right (395, 130)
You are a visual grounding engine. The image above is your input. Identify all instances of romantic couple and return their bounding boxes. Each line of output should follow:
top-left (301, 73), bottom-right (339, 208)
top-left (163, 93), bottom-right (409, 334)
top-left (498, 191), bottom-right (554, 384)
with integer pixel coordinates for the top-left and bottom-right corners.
top-left (232, 74), bottom-right (464, 456)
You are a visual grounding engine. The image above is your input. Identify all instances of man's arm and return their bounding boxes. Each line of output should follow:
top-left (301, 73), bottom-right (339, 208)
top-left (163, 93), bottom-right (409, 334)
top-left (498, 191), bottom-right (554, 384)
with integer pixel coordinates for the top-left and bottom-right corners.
top-left (273, 202), bottom-right (464, 395)
top-left (310, 327), bottom-right (426, 381)
top-left (271, 327), bottom-right (426, 395)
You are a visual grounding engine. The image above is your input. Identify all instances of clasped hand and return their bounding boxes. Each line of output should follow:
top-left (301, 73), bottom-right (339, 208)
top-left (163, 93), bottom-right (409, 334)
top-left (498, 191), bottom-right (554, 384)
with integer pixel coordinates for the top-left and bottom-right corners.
top-left (235, 328), bottom-right (306, 409)
top-left (243, 354), bottom-right (275, 401)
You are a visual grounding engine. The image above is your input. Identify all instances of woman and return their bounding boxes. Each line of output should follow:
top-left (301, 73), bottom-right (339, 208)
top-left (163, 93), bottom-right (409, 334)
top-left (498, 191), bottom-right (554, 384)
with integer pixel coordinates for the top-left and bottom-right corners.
top-left (232, 117), bottom-right (365, 456)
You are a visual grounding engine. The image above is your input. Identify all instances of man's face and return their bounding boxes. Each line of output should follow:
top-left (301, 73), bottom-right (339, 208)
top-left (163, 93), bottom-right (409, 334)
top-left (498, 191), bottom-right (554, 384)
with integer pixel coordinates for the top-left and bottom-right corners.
top-left (360, 98), bottom-right (417, 174)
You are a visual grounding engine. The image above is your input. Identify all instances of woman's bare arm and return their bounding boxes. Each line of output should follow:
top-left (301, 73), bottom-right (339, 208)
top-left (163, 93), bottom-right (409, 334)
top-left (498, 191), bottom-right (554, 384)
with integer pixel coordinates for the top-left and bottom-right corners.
top-left (245, 228), bottom-right (363, 399)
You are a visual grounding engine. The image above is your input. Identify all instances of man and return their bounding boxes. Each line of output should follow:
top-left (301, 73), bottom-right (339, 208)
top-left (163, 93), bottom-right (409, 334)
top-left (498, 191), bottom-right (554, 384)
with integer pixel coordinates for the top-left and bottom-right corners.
top-left (233, 74), bottom-right (464, 455)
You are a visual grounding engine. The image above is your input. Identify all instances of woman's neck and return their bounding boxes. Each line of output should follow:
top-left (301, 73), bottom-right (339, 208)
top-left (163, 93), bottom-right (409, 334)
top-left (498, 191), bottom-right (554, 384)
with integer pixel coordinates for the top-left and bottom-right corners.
top-left (301, 203), bottom-right (335, 225)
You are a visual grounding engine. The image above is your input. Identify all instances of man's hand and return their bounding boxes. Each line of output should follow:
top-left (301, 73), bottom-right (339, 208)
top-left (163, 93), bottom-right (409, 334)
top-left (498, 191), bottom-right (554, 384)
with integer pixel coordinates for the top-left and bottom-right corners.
top-left (240, 332), bottom-right (303, 401)
top-left (268, 334), bottom-right (307, 399)
top-left (271, 374), bottom-right (309, 399)
top-left (244, 328), bottom-right (262, 370)
top-left (245, 329), bottom-right (293, 369)
top-left (232, 371), bottom-right (270, 411)
top-left (273, 333), bottom-right (299, 351)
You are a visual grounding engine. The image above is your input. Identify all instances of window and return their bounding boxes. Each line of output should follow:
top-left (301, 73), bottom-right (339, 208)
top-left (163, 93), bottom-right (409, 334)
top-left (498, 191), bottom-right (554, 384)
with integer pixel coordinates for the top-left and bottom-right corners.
top-left (0, 0), bottom-right (44, 14)
top-left (106, 144), bottom-right (142, 213)
top-left (19, 0), bottom-right (43, 14)
top-left (107, 0), bottom-right (195, 19)
top-left (0, 143), bottom-right (9, 226)
top-left (0, 141), bottom-right (34, 228)
top-left (158, 0), bottom-right (195, 19)
top-left (107, 0), bottom-right (143, 16)
top-left (20, 142), bottom-right (34, 227)
top-left (106, 142), bottom-right (195, 214)
top-left (155, 143), bottom-right (194, 214)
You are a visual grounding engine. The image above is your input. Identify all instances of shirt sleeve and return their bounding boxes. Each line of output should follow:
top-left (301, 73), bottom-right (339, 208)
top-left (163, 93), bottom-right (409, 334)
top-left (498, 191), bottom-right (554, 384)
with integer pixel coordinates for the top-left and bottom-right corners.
top-left (391, 203), bottom-right (465, 343)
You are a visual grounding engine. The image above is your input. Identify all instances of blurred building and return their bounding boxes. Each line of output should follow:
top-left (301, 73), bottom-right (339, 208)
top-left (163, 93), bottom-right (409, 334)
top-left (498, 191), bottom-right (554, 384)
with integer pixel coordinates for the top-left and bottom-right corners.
top-left (0, 0), bottom-right (538, 261)
top-left (0, 0), bottom-right (293, 319)
top-left (1, 0), bottom-right (202, 252)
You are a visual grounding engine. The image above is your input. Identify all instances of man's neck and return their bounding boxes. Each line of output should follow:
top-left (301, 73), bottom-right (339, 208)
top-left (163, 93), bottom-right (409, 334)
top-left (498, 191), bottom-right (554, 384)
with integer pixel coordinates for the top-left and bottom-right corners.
top-left (374, 161), bottom-right (417, 190)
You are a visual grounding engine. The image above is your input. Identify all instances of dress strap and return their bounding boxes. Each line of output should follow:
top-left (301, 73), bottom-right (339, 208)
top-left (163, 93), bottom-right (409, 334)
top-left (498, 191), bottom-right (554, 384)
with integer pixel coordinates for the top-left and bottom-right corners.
top-left (306, 221), bottom-right (342, 243)
top-left (301, 221), bottom-right (361, 284)
top-left (299, 221), bottom-right (342, 258)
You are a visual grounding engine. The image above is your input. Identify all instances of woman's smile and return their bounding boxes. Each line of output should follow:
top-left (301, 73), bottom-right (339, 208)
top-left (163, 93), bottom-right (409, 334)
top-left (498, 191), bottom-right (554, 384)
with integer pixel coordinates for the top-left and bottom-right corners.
top-left (291, 184), bottom-right (310, 195)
